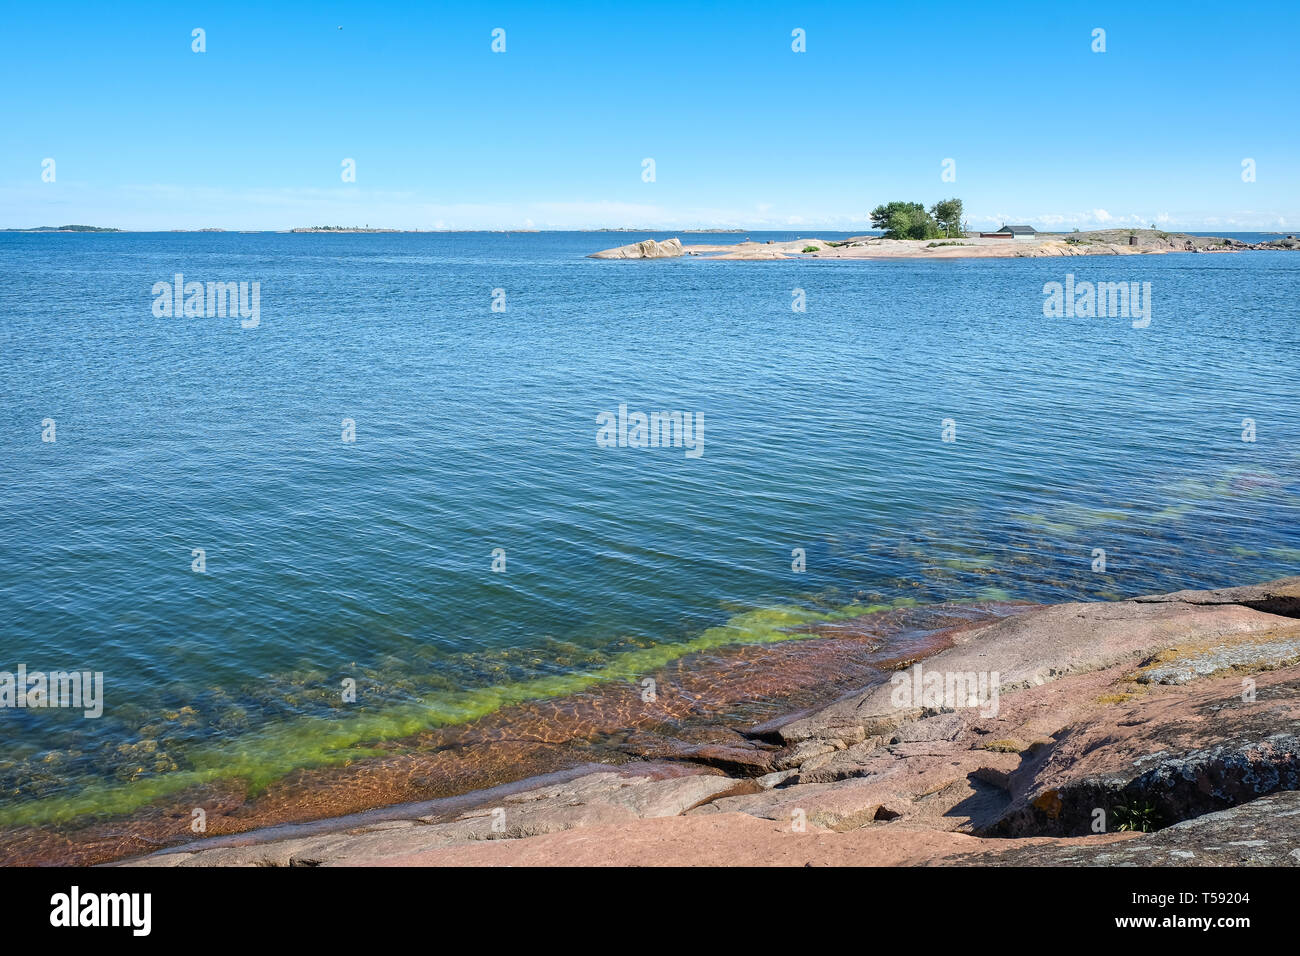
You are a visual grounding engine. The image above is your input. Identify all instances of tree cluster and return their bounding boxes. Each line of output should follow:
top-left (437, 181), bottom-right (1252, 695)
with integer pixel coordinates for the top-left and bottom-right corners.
top-left (869, 199), bottom-right (964, 239)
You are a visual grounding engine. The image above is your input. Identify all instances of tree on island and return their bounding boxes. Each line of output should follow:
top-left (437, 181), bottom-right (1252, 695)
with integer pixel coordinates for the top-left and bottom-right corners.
top-left (869, 198), bottom-right (964, 239)
top-left (869, 202), bottom-right (936, 239)
top-left (930, 199), bottom-right (963, 238)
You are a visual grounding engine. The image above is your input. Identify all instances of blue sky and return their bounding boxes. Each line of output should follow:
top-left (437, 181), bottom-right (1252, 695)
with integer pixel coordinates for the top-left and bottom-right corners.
top-left (2, 1), bottom-right (1296, 231)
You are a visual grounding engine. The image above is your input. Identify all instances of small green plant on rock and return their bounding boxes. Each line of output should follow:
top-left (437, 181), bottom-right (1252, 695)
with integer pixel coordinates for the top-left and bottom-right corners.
top-left (1112, 799), bottom-right (1162, 832)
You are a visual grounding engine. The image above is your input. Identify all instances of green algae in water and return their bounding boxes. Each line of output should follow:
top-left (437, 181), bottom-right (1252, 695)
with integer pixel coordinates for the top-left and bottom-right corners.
top-left (936, 555), bottom-right (997, 571)
top-left (0, 601), bottom-right (885, 828)
top-left (1011, 513), bottom-right (1080, 536)
top-left (1152, 502), bottom-right (1195, 522)
top-left (8, 457), bottom-right (1295, 830)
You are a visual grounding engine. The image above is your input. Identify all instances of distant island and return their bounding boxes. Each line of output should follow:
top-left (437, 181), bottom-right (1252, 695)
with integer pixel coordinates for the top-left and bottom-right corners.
top-left (7, 224), bottom-right (121, 233)
top-left (291, 226), bottom-right (408, 233)
top-left (595, 227), bottom-right (746, 233)
top-left (593, 198), bottom-right (1298, 259)
top-left (592, 226), bottom-right (1300, 261)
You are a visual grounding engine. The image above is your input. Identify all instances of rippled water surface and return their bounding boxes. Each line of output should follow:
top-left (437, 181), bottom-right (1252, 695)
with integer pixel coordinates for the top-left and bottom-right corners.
top-left (1, 231), bottom-right (1298, 825)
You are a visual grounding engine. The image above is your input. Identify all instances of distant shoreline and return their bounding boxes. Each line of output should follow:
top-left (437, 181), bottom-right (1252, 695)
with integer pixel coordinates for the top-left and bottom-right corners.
top-left (4, 226), bottom-right (1293, 241)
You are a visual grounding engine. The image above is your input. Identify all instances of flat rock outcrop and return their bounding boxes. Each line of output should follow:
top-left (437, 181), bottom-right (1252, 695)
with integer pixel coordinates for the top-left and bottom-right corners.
top-left (588, 237), bottom-right (684, 259)
top-left (121, 577), bottom-right (1300, 867)
top-left (769, 597), bottom-right (1292, 747)
top-left (1133, 576), bottom-right (1300, 617)
top-left (122, 769), bottom-right (746, 867)
top-left (596, 230), bottom-right (1300, 261)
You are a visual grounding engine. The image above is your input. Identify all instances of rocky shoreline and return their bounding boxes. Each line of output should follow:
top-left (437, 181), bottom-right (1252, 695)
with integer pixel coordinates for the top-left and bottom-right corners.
top-left (119, 577), bottom-right (1300, 867)
top-left (590, 230), bottom-right (1300, 261)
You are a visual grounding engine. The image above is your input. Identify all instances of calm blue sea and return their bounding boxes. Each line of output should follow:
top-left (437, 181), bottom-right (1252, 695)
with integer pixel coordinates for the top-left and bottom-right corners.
top-left (1, 230), bottom-right (1298, 821)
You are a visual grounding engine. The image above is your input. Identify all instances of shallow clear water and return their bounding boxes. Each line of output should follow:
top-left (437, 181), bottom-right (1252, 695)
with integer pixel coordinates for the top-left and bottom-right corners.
top-left (1, 231), bottom-right (1298, 823)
